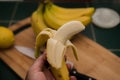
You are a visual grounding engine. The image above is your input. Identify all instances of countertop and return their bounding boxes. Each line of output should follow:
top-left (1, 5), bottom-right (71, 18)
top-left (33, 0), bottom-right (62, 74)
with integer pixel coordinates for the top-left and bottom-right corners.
top-left (0, 1), bottom-right (120, 80)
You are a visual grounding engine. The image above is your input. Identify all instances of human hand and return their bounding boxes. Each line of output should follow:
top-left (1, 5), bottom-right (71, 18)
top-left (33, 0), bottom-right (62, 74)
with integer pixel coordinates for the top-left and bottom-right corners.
top-left (25, 53), bottom-right (76, 80)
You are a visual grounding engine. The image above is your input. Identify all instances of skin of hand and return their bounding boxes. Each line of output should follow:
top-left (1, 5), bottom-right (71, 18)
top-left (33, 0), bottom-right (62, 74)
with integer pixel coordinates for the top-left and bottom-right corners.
top-left (25, 53), bottom-right (76, 80)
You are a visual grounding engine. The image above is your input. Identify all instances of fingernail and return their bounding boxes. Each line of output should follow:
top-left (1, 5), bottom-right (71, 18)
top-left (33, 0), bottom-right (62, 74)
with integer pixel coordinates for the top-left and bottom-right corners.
top-left (66, 60), bottom-right (74, 69)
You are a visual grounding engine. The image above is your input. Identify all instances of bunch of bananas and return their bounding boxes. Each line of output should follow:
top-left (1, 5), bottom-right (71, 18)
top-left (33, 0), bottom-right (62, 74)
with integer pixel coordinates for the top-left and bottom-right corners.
top-left (31, 0), bottom-right (94, 36)
top-left (31, 0), bottom-right (95, 80)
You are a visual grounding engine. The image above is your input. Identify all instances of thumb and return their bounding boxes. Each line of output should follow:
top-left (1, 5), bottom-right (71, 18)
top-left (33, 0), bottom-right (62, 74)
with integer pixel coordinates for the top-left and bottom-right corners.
top-left (30, 53), bottom-right (46, 72)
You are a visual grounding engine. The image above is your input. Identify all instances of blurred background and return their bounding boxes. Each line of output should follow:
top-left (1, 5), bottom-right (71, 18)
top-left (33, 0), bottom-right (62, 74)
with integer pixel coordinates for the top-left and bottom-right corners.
top-left (0, 0), bottom-right (120, 80)
top-left (0, 0), bottom-right (119, 3)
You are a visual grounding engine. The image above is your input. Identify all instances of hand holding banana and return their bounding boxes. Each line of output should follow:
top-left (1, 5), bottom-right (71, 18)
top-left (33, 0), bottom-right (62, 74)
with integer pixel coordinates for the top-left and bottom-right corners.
top-left (35, 21), bottom-right (85, 80)
top-left (31, 0), bottom-right (95, 80)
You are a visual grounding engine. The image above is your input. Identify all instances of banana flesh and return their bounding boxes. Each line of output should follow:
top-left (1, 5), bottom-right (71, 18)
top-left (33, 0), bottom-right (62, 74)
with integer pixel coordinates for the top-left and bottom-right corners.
top-left (35, 21), bottom-right (85, 80)
top-left (53, 21), bottom-right (85, 44)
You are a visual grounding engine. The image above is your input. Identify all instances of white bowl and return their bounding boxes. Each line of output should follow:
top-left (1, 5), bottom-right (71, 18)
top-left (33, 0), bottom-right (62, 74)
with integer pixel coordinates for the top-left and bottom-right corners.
top-left (92, 8), bottom-right (120, 29)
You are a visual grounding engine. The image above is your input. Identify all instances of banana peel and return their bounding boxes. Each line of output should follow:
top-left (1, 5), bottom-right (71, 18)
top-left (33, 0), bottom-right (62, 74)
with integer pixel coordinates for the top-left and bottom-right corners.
top-left (35, 28), bottom-right (55, 58)
top-left (50, 59), bottom-right (69, 80)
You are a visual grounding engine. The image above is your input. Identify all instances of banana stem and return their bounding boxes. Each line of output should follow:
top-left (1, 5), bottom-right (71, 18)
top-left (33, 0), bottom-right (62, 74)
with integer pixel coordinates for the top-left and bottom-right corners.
top-left (45, 0), bottom-right (52, 3)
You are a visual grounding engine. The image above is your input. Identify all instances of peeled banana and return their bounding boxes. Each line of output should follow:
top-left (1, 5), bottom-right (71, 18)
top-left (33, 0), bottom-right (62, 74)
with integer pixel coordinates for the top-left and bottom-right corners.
top-left (35, 21), bottom-right (85, 80)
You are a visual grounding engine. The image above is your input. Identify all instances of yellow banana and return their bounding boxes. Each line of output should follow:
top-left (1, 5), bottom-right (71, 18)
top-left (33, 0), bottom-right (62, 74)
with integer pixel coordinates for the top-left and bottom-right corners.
top-left (47, 2), bottom-right (94, 16)
top-left (43, 5), bottom-right (91, 29)
top-left (31, 1), bottom-right (94, 34)
top-left (46, 3), bottom-right (95, 20)
top-left (35, 21), bottom-right (85, 80)
top-left (31, 3), bottom-right (47, 36)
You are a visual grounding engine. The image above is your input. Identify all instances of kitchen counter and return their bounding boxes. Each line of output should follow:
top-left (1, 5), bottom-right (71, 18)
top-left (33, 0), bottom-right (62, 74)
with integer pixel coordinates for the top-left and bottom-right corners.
top-left (0, 1), bottom-right (120, 80)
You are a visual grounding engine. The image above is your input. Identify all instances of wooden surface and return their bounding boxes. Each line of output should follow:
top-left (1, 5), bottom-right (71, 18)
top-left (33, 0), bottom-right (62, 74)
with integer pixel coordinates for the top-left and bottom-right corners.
top-left (0, 17), bottom-right (120, 80)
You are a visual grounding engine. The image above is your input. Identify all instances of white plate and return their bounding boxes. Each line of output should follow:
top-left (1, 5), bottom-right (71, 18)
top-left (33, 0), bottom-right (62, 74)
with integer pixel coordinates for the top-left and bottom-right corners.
top-left (92, 8), bottom-right (120, 29)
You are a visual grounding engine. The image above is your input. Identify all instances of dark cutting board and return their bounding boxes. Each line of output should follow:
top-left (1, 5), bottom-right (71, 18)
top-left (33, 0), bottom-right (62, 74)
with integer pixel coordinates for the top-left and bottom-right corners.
top-left (0, 17), bottom-right (120, 80)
